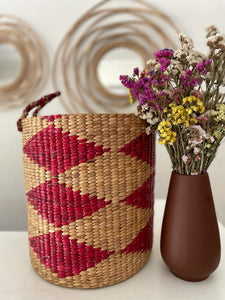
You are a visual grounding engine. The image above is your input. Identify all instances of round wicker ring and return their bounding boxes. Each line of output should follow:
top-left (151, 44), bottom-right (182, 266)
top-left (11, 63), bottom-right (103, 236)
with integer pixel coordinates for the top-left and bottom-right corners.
top-left (52, 0), bottom-right (179, 113)
top-left (0, 14), bottom-right (48, 110)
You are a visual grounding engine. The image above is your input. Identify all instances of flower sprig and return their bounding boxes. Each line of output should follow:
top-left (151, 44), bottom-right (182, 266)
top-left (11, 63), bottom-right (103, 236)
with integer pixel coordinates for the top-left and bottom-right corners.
top-left (120, 25), bottom-right (225, 175)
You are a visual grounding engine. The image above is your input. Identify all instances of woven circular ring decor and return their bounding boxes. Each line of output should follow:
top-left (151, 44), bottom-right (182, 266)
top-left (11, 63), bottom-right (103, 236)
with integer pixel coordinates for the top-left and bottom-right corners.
top-left (52, 0), bottom-right (179, 113)
top-left (0, 14), bottom-right (48, 110)
top-left (17, 92), bottom-right (155, 289)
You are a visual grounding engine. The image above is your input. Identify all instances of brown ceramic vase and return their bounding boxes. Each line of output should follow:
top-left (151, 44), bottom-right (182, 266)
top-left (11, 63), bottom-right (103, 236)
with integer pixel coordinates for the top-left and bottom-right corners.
top-left (160, 171), bottom-right (221, 282)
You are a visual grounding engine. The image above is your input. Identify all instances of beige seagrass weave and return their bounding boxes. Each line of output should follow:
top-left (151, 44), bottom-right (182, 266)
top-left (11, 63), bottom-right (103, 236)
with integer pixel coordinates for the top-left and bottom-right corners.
top-left (17, 92), bottom-right (155, 288)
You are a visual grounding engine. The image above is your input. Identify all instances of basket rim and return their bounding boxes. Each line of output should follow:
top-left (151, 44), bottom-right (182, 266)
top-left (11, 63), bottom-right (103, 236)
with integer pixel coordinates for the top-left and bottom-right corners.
top-left (22, 112), bottom-right (140, 119)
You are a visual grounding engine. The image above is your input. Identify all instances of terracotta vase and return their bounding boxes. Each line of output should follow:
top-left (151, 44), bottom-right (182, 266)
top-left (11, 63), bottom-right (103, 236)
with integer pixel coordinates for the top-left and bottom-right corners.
top-left (160, 171), bottom-right (221, 282)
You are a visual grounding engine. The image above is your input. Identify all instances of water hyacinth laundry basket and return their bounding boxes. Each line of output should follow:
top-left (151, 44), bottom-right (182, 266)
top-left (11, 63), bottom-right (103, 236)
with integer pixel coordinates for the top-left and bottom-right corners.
top-left (17, 92), bottom-right (156, 289)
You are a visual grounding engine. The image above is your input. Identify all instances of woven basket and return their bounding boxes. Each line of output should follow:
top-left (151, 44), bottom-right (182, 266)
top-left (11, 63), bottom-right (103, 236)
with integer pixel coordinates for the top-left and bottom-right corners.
top-left (17, 92), bottom-right (155, 289)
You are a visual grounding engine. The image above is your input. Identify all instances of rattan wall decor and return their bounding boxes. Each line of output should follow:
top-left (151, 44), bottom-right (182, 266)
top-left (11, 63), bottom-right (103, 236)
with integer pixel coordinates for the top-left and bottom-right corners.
top-left (17, 92), bottom-right (156, 288)
top-left (0, 15), bottom-right (48, 110)
top-left (52, 0), bottom-right (179, 113)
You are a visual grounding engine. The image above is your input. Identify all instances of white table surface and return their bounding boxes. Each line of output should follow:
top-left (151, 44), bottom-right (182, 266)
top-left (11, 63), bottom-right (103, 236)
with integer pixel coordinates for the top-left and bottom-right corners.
top-left (0, 200), bottom-right (224, 300)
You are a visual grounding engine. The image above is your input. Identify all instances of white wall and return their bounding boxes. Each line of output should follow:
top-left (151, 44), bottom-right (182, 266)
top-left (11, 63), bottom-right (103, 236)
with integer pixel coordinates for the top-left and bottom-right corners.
top-left (1, 0), bottom-right (225, 230)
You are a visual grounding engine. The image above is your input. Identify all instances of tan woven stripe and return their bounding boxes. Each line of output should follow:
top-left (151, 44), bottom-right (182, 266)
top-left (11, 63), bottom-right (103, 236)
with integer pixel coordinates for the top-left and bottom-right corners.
top-left (67, 204), bottom-right (152, 251)
top-left (56, 114), bottom-right (147, 149)
top-left (23, 154), bottom-right (50, 193)
top-left (29, 246), bottom-right (151, 288)
top-left (64, 152), bottom-right (152, 199)
top-left (27, 201), bottom-right (152, 252)
top-left (22, 114), bottom-right (146, 149)
top-left (23, 139), bottom-right (153, 197)
top-left (27, 202), bottom-right (51, 237)
top-left (22, 115), bottom-right (146, 148)
top-left (23, 149), bottom-right (153, 198)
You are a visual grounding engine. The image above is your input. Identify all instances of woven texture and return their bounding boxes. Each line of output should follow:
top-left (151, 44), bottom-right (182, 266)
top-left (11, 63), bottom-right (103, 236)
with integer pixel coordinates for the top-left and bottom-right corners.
top-left (52, 0), bottom-right (179, 113)
top-left (21, 113), bottom-right (155, 288)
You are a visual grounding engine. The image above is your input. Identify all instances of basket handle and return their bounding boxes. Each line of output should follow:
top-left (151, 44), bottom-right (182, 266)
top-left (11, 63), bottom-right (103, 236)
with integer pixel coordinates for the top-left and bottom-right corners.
top-left (17, 91), bottom-right (61, 132)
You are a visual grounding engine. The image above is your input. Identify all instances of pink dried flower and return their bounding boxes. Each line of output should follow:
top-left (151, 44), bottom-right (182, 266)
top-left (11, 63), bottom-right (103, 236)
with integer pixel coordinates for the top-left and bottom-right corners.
top-left (186, 69), bottom-right (192, 76)
top-left (205, 59), bottom-right (212, 65)
top-left (154, 48), bottom-right (174, 59)
top-left (158, 57), bottom-right (171, 71)
top-left (153, 49), bottom-right (174, 72)
top-left (192, 90), bottom-right (203, 100)
top-left (172, 88), bottom-right (184, 104)
top-left (133, 67), bottom-right (139, 76)
top-left (194, 147), bottom-right (201, 154)
top-left (188, 125), bottom-right (206, 146)
top-left (182, 155), bottom-right (189, 164)
top-left (197, 115), bottom-right (209, 122)
top-left (195, 155), bottom-right (201, 161)
top-left (196, 60), bottom-right (212, 74)
top-left (196, 62), bottom-right (204, 73)
top-left (182, 154), bottom-right (192, 165)
top-left (181, 69), bottom-right (201, 89)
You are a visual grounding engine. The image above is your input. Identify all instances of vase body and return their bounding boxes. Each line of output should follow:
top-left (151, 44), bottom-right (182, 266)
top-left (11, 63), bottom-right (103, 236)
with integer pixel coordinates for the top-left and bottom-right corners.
top-left (161, 172), bottom-right (221, 282)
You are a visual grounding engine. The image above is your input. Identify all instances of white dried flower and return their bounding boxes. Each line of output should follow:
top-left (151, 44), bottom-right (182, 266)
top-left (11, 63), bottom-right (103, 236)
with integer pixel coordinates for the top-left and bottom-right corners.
top-left (206, 25), bottom-right (218, 38)
top-left (146, 111), bottom-right (159, 125)
top-left (146, 59), bottom-right (160, 72)
top-left (191, 171), bottom-right (199, 175)
top-left (162, 89), bottom-right (172, 97)
top-left (210, 136), bottom-right (215, 143)
top-left (146, 126), bottom-right (151, 135)
top-left (174, 49), bottom-right (187, 59)
top-left (207, 33), bottom-right (224, 43)
top-left (141, 104), bottom-right (149, 111)
top-left (218, 40), bottom-right (225, 50)
top-left (140, 108), bottom-right (159, 126)
top-left (168, 59), bottom-right (185, 76)
top-left (146, 59), bottom-right (156, 66)
top-left (179, 34), bottom-right (194, 50)
top-left (205, 133), bottom-right (215, 142)
top-left (207, 32), bottom-right (225, 51)
top-left (186, 50), bottom-right (206, 66)
top-left (147, 117), bottom-right (159, 125)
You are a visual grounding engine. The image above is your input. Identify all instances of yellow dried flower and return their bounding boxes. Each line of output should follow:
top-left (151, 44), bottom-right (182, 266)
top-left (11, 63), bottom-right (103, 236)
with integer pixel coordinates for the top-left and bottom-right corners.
top-left (159, 131), bottom-right (177, 145)
top-left (128, 90), bottom-right (134, 104)
top-left (205, 143), bottom-right (212, 148)
top-left (158, 121), bottom-right (176, 145)
top-left (170, 105), bottom-right (196, 127)
top-left (182, 96), bottom-right (205, 114)
top-left (186, 108), bottom-right (193, 115)
top-left (158, 120), bottom-right (171, 132)
top-left (213, 130), bottom-right (222, 139)
top-left (169, 103), bottom-right (176, 108)
top-left (211, 104), bottom-right (225, 122)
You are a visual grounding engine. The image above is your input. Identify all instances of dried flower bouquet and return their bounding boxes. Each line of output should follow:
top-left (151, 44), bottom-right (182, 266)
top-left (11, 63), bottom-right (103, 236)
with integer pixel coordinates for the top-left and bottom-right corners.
top-left (120, 25), bottom-right (225, 175)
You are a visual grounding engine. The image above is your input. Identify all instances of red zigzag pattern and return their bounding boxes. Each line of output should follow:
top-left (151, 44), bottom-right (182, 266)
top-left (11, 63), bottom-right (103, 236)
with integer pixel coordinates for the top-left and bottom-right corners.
top-left (27, 182), bottom-right (112, 227)
top-left (23, 124), bottom-right (110, 176)
top-left (24, 123), bottom-right (154, 277)
top-left (30, 231), bottom-right (115, 277)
